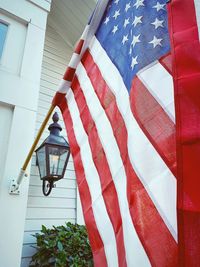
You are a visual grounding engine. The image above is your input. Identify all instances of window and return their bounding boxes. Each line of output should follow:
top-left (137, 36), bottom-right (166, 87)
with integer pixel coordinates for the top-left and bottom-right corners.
top-left (0, 21), bottom-right (8, 59)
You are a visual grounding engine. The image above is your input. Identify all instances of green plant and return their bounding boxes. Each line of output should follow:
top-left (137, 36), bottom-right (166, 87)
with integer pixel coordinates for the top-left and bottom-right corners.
top-left (29, 222), bottom-right (93, 267)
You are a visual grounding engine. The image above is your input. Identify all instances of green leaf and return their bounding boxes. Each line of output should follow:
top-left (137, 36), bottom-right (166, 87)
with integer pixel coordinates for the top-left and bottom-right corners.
top-left (41, 225), bottom-right (46, 233)
top-left (57, 241), bottom-right (63, 251)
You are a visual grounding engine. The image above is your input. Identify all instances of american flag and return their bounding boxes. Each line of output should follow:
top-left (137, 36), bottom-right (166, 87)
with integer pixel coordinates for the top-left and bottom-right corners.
top-left (52, 0), bottom-right (200, 266)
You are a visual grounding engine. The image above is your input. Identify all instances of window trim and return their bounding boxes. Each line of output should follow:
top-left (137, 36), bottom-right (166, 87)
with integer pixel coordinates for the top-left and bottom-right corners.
top-left (0, 19), bottom-right (9, 62)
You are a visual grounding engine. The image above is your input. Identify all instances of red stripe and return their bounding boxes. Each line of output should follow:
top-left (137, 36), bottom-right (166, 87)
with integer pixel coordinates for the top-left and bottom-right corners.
top-left (63, 67), bottom-right (76, 81)
top-left (75, 39), bottom-right (84, 54)
top-left (159, 53), bottom-right (172, 75)
top-left (52, 91), bottom-right (65, 107)
top-left (168, 0), bottom-right (200, 266)
top-left (71, 76), bottom-right (127, 267)
top-left (82, 50), bottom-right (178, 267)
top-left (59, 99), bottom-right (108, 267)
top-left (130, 76), bottom-right (177, 177)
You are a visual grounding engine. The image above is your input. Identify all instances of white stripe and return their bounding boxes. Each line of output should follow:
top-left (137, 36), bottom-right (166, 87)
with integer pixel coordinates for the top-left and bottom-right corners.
top-left (68, 53), bottom-right (81, 69)
top-left (76, 63), bottom-right (151, 267)
top-left (138, 61), bottom-right (175, 122)
top-left (58, 79), bottom-right (71, 93)
top-left (66, 89), bottom-right (119, 267)
top-left (80, 25), bottom-right (89, 40)
top-left (90, 37), bottom-right (177, 241)
top-left (194, 0), bottom-right (200, 40)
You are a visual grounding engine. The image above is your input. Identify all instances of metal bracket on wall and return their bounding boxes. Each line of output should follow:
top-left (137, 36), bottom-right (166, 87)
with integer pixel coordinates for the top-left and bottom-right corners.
top-left (9, 180), bottom-right (20, 195)
top-left (9, 169), bottom-right (28, 195)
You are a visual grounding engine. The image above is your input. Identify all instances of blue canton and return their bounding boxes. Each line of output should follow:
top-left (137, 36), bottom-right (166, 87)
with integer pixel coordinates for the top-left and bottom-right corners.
top-left (96, 0), bottom-right (170, 92)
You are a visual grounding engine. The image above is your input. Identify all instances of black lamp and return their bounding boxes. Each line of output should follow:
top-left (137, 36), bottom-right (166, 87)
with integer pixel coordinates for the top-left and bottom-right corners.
top-left (35, 112), bottom-right (70, 196)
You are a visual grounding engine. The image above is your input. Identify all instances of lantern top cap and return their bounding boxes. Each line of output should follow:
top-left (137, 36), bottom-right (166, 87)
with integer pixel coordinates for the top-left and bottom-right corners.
top-left (35, 111), bottom-right (69, 151)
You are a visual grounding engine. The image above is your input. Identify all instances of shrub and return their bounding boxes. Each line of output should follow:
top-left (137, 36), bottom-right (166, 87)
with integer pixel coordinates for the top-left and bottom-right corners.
top-left (29, 222), bottom-right (93, 267)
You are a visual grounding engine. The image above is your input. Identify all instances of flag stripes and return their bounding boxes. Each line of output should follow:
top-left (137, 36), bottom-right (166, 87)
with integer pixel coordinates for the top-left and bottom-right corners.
top-left (71, 76), bottom-right (127, 267)
top-left (130, 77), bottom-right (176, 177)
top-left (65, 88), bottom-right (120, 267)
top-left (89, 37), bottom-right (177, 241)
top-left (137, 62), bottom-right (175, 122)
top-left (81, 50), bottom-right (178, 267)
top-left (76, 62), bottom-right (151, 266)
top-left (59, 25), bottom-right (89, 89)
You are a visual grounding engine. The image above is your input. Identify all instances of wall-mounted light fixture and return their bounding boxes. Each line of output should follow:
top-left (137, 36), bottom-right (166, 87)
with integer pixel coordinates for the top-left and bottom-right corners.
top-left (35, 112), bottom-right (70, 196)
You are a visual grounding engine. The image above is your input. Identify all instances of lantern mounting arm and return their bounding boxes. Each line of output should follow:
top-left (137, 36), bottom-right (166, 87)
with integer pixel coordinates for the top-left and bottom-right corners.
top-left (9, 105), bottom-right (55, 195)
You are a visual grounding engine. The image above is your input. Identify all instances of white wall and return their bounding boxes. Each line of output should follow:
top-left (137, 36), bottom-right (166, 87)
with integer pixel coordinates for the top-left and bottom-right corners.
top-left (0, 103), bottom-right (13, 186)
top-left (0, 0), bottom-right (50, 266)
top-left (21, 25), bottom-right (77, 267)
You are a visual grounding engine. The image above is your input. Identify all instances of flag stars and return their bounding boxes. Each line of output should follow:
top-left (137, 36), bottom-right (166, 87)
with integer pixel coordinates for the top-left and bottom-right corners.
top-left (153, 2), bottom-right (165, 11)
top-left (123, 18), bottom-right (130, 28)
top-left (113, 9), bottom-right (120, 19)
top-left (134, 0), bottom-right (145, 9)
top-left (131, 56), bottom-right (138, 70)
top-left (122, 35), bottom-right (129, 45)
top-left (151, 18), bottom-right (164, 29)
top-left (132, 16), bottom-right (143, 27)
top-left (114, 0), bottom-right (119, 4)
top-left (125, 2), bottom-right (131, 12)
top-left (104, 16), bottom-right (110, 25)
top-left (131, 34), bottom-right (141, 47)
top-left (149, 36), bottom-right (162, 48)
top-left (112, 25), bottom-right (118, 34)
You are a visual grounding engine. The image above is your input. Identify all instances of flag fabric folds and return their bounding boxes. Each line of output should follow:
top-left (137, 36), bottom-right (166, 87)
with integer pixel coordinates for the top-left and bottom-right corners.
top-left (52, 0), bottom-right (200, 266)
top-left (169, 0), bottom-right (200, 266)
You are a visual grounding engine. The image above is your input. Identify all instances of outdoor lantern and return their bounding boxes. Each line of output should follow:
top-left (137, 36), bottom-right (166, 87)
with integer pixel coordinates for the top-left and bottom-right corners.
top-left (35, 112), bottom-right (70, 196)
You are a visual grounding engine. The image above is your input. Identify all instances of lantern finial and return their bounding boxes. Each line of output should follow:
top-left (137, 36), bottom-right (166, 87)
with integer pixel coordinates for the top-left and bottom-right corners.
top-left (52, 112), bottom-right (59, 123)
top-left (48, 112), bottom-right (62, 133)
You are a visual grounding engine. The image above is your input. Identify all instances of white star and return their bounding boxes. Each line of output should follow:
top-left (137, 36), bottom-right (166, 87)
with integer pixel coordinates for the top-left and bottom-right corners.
top-left (131, 34), bottom-right (141, 47)
top-left (151, 18), bottom-right (164, 29)
top-left (123, 18), bottom-right (130, 28)
top-left (125, 2), bottom-right (131, 12)
top-left (104, 16), bottom-right (110, 25)
top-left (153, 2), bottom-right (165, 11)
top-left (122, 35), bottom-right (129, 45)
top-left (131, 56), bottom-right (138, 70)
top-left (113, 9), bottom-right (120, 19)
top-left (132, 16), bottom-right (143, 27)
top-left (114, 0), bottom-right (119, 4)
top-left (134, 0), bottom-right (145, 9)
top-left (112, 25), bottom-right (118, 34)
top-left (149, 36), bottom-right (162, 48)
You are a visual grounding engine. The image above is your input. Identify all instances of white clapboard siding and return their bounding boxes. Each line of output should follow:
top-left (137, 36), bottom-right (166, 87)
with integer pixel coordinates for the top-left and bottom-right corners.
top-left (21, 24), bottom-right (76, 267)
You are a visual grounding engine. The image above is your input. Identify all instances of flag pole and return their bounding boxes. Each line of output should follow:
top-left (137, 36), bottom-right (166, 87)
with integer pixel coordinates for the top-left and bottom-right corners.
top-left (9, 104), bottom-right (55, 194)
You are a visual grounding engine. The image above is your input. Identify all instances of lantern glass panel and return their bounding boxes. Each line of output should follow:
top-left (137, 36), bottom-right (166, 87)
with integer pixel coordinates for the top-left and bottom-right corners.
top-left (57, 149), bottom-right (69, 175)
top-left (48, 146), bottom-right (69, 176)
top-left (36, 146), bottom-right (47, 178)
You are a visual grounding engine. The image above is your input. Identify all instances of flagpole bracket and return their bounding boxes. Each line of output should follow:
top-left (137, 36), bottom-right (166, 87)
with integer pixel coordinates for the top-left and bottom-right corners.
top-left (9, 169), bottom-right (28, 195)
